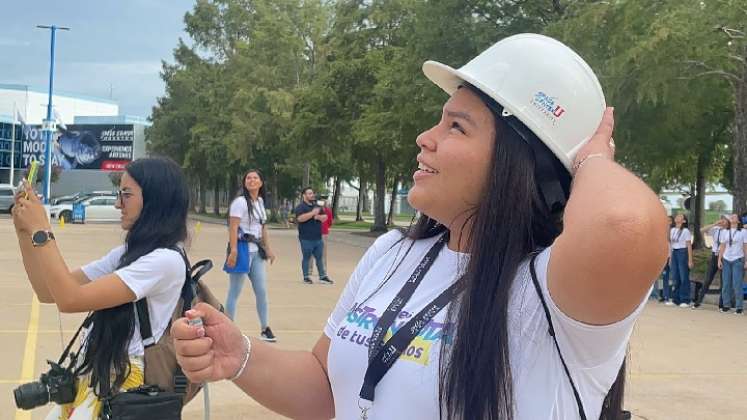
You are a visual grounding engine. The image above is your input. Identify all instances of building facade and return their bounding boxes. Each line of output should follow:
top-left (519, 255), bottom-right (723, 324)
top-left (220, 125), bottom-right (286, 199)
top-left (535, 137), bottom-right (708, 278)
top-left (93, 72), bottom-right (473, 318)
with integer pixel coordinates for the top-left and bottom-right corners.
top-left (0, 84), bottom-right (148, 197)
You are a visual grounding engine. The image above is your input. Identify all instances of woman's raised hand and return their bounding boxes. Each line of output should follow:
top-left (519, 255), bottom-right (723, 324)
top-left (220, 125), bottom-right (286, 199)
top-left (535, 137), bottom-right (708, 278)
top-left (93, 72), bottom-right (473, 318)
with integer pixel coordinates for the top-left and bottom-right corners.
top-left (11, 181), bottom-right (50, 234)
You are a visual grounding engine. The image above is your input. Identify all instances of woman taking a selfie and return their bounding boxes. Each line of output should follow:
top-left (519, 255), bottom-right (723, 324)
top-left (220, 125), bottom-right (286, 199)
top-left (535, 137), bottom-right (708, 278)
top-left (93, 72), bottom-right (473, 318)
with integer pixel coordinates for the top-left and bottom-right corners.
top-left (172, 34), bottom-right (668, 420)
top-left (12, 157), bottom-right (189, 419)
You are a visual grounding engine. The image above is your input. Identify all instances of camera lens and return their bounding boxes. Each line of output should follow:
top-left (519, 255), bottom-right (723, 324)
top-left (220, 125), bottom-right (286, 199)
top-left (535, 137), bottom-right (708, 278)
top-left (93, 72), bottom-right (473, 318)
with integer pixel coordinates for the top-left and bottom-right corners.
top-left (13, 381), bottom-right (49, 410)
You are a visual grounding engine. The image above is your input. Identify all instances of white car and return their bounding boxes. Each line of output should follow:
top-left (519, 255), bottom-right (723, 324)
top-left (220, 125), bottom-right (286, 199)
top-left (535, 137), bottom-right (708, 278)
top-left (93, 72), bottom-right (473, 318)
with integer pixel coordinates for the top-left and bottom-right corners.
top-left (0, 184), bottom-right (15, 213)
top-left (50, 195), bottom-right (120, 223)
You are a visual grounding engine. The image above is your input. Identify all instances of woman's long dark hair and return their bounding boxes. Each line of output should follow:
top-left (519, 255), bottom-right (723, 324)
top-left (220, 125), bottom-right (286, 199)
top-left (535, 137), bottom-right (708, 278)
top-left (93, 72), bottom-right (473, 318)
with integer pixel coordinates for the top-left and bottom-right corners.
top-left (76, 156), bottom-right (189, 397)
top-left (402, 86), bottom-right (625, 419)
top-left (237, 169), bottom-right (267, 224)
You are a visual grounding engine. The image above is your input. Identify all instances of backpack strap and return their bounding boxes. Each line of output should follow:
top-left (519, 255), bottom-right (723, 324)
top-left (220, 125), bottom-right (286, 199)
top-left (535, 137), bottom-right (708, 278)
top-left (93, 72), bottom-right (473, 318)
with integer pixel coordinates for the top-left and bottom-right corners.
top-left (134, 246), bottom-right (192, 349)
top-left (134, 299), bottom-right (156, 348)
top-left (169, 246), bottom-right (213, 313)
top-left (529, 253), bottom-right (588, 420)
top-left (168, 246), bottom-right (212, 397)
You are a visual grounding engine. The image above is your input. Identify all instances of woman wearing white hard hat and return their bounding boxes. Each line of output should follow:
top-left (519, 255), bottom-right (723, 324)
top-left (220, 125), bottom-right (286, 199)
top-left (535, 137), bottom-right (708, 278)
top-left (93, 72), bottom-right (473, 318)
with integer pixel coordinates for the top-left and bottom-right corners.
top-left (170, 34), bottom-right (668, 420)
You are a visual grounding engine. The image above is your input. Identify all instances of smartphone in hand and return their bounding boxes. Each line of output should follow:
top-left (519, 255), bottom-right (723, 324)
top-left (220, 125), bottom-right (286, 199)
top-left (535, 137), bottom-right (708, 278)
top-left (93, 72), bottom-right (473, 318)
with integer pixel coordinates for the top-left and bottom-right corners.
top-left (21, 161), bottom-right (39, 199)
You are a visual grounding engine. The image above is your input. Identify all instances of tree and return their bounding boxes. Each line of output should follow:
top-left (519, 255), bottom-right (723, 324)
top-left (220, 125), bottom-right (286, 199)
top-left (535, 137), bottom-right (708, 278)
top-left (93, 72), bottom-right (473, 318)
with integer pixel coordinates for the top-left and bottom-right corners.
top-left (548, 0), bottom-right (734, 248)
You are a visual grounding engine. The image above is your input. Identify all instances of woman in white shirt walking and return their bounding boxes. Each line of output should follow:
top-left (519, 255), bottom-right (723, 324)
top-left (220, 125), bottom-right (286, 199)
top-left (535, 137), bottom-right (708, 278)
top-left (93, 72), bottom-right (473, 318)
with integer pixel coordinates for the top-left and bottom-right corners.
top-left (170, 34), bottom-right (668, 420)
top-left (668, 214), bottom-right (693, 307)
top-left (224, 169), bottom-right (277, 342)
top-left (717, 214), bottom-right (746, 314)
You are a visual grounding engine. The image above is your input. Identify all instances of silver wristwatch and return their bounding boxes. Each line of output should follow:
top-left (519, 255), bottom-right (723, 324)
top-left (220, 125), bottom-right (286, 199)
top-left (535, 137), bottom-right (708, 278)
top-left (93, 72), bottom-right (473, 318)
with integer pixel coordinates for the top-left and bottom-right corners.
top-left (31, 230), bottom-right (56, 247)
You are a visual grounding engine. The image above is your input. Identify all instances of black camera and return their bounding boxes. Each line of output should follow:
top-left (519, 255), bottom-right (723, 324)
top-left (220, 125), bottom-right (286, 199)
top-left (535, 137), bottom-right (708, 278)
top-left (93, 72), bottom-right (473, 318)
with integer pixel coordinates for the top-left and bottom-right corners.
top-left (14, 359), bottom-right (77, 410)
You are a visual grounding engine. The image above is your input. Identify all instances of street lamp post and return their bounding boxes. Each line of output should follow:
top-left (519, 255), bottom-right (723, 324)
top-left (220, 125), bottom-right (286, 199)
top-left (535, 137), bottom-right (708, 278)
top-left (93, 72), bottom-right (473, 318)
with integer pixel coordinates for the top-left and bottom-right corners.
top-left (36, 24), bottom-right (69, 204)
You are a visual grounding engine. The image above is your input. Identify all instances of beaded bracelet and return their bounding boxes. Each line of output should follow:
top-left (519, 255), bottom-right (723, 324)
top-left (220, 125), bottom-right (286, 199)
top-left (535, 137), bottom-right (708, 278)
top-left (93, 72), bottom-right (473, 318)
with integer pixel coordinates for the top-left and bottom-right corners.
top-left (229, 334), bottom-right (252, 381)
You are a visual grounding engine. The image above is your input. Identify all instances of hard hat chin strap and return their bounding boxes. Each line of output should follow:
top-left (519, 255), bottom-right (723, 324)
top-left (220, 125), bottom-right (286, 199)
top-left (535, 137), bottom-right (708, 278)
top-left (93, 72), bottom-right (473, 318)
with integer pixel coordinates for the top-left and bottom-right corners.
top-left (501, 113), bottom-right (571, 214)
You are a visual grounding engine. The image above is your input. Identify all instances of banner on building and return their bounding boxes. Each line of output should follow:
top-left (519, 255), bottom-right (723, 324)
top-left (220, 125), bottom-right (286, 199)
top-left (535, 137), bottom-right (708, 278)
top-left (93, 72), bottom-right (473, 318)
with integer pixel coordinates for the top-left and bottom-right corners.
top-left (21, 124), bottom-right (134, 171)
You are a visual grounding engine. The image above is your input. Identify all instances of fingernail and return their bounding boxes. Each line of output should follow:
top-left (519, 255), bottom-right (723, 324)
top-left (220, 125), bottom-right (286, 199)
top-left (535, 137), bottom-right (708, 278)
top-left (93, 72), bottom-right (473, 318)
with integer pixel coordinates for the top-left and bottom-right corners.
top-left (197, 328), bottom-right (205, 337)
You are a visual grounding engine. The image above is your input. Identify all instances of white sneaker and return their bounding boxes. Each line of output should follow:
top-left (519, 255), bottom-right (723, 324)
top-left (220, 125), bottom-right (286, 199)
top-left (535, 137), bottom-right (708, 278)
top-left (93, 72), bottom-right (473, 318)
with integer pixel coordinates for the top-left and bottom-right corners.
top-left (679, 303), bottom-right (689, 308)
top-left (664, 301), bottom-right (675, 306)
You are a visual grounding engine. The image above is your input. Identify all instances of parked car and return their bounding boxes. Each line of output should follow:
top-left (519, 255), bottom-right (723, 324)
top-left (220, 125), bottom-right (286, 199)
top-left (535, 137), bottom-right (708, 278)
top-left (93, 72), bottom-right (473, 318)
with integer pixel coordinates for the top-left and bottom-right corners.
top-left (0, 184), bottom-right (15, 213)
top-left (51, 190), bottom-right (114, 205)
top-left (50, 194), bottom-right (119, 223)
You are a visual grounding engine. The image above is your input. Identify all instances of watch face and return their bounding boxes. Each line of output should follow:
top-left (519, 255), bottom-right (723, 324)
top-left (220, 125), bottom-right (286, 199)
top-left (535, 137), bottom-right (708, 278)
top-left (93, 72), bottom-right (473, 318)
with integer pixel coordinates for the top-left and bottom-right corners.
top-left (32, 231), bottom-right (47, 245)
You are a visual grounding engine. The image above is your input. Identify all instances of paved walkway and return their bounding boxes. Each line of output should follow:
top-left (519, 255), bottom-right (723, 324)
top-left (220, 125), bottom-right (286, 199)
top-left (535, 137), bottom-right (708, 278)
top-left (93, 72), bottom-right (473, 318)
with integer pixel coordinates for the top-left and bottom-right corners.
top-left (0, 219), bottom-right (745, 419)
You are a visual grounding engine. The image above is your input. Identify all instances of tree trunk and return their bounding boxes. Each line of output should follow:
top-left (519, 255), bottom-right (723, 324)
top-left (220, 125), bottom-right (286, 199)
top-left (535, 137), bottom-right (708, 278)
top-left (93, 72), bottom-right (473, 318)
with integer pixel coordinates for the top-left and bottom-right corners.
top-left (693, 152), bottom-right (707, 249)
top-left (372, 156), bottom-right (387, 232)
top-left (356, 177), bottom-right (366, 221)
top-left (199, 180), bottom-right (207, 214)
top-left (303, 162), bottom-right (311, 188)
top-left (332, 176), bottom-right (341, 218)
top-left (227, 176), bottom-right (235, 203)
top-left (270, 173), bottom-right (280, 222)
top-left (362, 175), bottom-right (371, 214)
top-left (190, 182), bottom-right (198, 213)
top-left (733, 57), bottom-right (747, 216)
top-left (213, 180), bottom-right (221, 216)
top-left (387, 176), bottom-right (399, 226)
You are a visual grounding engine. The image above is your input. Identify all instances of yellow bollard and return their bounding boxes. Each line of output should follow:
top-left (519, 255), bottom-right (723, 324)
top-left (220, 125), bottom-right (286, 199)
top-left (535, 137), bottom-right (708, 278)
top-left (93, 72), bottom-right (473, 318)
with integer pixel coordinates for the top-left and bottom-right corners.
top-left (59, 215), bottom-right (65, 229)
top-left (195, 221), bottom-right (202, 235)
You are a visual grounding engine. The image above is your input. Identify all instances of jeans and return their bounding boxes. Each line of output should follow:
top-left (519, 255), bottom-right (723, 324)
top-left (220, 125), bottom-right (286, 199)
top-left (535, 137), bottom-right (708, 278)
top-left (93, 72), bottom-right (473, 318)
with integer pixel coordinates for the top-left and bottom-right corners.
top-left (670, 248), bottom-right (690, 304)
top-left (721, 258), bottom-right (744, 310)
top-left (226, 252), bottom-right (269, 327)
top-left (308, 235), bottom-right (329, 275)
top-left (695, 252), bottom-right (723, 307)
top-left (300, 239), bottom-right (326, 278)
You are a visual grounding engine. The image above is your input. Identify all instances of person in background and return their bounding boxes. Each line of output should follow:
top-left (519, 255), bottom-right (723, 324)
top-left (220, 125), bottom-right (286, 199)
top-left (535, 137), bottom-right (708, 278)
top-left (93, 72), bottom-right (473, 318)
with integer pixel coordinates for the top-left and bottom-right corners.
top-left (279, 200), bottom-right (291, 229)
top-left (659, 216), bottom-right (674, 303)
top-left (693, 215), bottom-right (729, 309)
top-left (223, 169), bottom-right (277, 342)
top-left (311, 196), bottom-right (334, 275)
top-left (668, 214), bottom-right (693, 307)
top-left (294, 187), bottom-right (333, 285)
top-left (717, 213), bottom-right (746, 314)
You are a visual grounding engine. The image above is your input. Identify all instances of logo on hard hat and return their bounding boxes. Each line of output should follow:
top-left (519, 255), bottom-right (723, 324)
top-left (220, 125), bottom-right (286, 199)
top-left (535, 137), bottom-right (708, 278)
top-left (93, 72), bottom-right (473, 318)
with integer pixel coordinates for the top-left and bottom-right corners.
top-left (531, 92), bottom-right (566, 125)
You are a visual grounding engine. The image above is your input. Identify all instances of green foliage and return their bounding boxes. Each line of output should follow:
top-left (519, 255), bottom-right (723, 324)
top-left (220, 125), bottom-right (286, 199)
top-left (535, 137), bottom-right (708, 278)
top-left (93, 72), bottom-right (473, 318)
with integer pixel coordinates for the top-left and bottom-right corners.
top-left (148, 0), bottom-right (745, 227)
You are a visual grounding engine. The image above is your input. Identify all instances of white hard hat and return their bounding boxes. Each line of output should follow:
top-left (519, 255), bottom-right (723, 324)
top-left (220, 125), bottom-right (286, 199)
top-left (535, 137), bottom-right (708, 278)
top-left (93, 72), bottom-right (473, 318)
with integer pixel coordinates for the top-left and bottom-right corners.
top-left (422, 33), bottom-right (606, 172)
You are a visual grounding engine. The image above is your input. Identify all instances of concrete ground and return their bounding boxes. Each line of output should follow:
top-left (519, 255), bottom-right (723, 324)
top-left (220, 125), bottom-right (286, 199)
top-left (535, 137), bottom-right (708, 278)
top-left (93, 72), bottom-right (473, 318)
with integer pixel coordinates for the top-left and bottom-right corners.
top-left (0, 216), bottom-right (745, 420)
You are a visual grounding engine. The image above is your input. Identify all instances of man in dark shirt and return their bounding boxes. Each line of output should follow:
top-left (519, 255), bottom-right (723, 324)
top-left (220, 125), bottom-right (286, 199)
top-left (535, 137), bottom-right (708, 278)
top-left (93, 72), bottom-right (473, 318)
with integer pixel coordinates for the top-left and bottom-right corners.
top-left (294, 187), bottom-right (333, 284)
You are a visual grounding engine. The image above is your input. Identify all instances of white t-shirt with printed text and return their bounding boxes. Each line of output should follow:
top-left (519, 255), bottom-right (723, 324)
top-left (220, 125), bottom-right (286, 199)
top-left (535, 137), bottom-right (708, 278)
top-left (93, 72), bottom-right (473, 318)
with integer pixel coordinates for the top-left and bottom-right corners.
top-left (229, 196), bottom-right (267, 252)
top-left (81, 245), bottom-right (186, 356)
top-left (325, 231), bottom-right (645, 420)
top-left (718, 228), bottom-right (747, 262)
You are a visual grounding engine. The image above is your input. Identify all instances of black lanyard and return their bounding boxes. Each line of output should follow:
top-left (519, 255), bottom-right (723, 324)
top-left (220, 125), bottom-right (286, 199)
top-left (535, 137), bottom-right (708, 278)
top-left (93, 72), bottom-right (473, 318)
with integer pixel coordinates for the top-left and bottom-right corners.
top-left (358, 234), bottom-right (462, 410)
top-left (670, 228), bottom-right (684, 243)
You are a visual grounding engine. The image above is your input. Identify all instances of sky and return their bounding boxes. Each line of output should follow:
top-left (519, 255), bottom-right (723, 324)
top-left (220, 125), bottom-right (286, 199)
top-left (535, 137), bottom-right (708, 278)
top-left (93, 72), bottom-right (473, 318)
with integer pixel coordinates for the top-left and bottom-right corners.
top-left (0, 0), bottom-right (195, 118)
